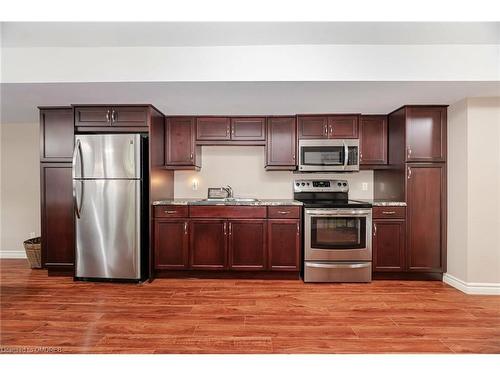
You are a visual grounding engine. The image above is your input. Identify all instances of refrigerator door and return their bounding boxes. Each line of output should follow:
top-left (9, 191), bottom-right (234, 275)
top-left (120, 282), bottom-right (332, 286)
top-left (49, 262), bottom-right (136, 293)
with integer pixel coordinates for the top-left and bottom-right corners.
top-left (73, 134), bottom-right (142, 179)
top-left (75, 179), bottom-right (141, 279)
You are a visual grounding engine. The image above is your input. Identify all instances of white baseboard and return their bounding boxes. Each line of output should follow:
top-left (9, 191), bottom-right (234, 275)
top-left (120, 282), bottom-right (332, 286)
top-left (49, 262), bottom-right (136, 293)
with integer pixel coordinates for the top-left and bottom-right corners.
top-left (443, 273), bottom-right (500, 295)
top-left (0, 250), bottom-right (27, 259)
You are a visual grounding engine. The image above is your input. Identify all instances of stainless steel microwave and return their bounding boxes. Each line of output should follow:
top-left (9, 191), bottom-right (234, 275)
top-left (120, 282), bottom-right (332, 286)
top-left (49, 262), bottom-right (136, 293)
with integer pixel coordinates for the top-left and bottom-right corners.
top-left (298, 139), bottom-right (360, 172)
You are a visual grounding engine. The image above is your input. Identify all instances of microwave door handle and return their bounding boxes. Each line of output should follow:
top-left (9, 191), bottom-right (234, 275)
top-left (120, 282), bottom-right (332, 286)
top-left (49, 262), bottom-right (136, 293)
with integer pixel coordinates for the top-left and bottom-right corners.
top-left (343, 141), bottom-right (348, 169)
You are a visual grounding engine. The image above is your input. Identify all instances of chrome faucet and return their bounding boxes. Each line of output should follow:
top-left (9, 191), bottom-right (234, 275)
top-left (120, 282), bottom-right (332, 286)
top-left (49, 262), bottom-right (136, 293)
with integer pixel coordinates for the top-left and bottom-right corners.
top-left (223, 185), bottom-right (234, 198)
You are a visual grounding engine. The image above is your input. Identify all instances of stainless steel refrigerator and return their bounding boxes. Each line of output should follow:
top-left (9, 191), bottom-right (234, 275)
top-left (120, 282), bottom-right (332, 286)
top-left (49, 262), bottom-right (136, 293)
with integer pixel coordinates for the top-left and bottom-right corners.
top-left (72, 134), bottom-right (148, 281)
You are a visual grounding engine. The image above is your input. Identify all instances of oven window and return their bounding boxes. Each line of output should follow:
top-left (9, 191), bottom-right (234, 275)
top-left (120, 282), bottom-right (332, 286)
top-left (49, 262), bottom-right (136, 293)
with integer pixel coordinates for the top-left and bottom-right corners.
top-left (311, 216), bottom-right (366, 249)
top-left (301, 146), bottom-right (344, 166)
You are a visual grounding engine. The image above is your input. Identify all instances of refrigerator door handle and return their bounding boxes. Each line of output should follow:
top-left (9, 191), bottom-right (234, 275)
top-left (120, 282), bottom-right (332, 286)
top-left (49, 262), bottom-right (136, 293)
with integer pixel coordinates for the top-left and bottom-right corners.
top-left (73, 180), bottom-right (83, 219)
top-left (72, 139), bottom-right (83, 179)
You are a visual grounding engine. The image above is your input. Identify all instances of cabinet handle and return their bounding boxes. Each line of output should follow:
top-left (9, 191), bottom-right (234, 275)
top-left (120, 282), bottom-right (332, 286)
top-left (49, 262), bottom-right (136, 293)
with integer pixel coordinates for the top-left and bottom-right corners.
top-left (111, 110), bottom-right (117, 122)
top-left (226, 126), bottom-right (230, 137)
top-left (164, 210), bottom-right (177, 214)
top-left (292, 154), bottom-right (296, 161)
top-left (105, 110), bottom-right (110, 122)
top-left (382, 211), bottom-right (396, 215)
top-left (190, 152), bottom-right (193, 160)
top-left (223, 222), bottom-right (227, 236)
top-left (277, 211), bottom-right (290, 215)
top-left (330, 125), bottom-right (333, 134)
top-left (297, 223), bottom-right (300, 235)
top-left (324, 124), bottom-right (328, 136)
top-left (360, 152), bottom-right (363, 161)
top-left (407, 167), bottom-right (412, 179)
top-left (373, 223), bottom-right (377, 237)
top-left (229, 222), bottom-right (232, 236)
top-left (184, 222), bottom-right (188, 235)
top-left (407, 146), bottom-right (412, 158)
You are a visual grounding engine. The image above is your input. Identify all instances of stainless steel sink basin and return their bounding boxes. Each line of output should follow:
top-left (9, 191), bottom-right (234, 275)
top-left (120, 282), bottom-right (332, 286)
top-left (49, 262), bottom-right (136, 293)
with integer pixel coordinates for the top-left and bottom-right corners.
top-left (193, 197), bottom-right (259, 205)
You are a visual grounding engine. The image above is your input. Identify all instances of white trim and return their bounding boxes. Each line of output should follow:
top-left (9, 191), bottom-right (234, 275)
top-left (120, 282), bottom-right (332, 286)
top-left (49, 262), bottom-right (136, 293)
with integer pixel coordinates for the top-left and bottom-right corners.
top-left (0, 250), bottom-right (27, 259)
top-left (443, 273), bottom-right (500, 295)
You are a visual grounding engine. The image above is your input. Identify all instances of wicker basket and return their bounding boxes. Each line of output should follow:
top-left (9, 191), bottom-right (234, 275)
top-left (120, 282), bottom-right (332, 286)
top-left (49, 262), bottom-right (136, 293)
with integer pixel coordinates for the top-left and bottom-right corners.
top-left (23, 237), bottom-right (41, 269)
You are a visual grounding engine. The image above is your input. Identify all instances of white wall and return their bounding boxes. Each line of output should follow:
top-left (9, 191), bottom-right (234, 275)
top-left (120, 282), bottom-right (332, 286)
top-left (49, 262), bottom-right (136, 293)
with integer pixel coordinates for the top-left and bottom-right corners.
top-left (174, 146), bottom-right (373, 200)
top-left (446, 97), bottom-right (500, 294)
top-left (3, 45), bottom-right (500, 83)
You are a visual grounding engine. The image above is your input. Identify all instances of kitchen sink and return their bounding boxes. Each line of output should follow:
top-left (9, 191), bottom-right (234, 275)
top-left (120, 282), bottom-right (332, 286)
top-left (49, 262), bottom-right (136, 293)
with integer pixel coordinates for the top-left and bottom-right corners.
top-left (193, 197), bottom-right (260, 205)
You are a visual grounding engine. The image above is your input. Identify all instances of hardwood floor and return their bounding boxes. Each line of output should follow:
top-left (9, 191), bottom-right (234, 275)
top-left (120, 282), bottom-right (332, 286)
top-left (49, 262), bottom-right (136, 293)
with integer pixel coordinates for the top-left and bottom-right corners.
top-left (1, 260), bottom-right (499, 354)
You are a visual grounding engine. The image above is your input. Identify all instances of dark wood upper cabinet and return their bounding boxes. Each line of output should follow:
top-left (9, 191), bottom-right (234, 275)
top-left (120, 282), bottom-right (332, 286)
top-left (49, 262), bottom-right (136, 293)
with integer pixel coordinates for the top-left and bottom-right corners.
top-left (373, 219), bottom-right (405, 272)
top-left (406, 107), bottom-right (447, 162)
top-left (266, 117), bottom-right (297, 170)
top-left (154, 220), bottom-right (189, 270)
top-left (39, 107), bottom-right (74, 162)
top-left (111, 107), bottom-right (148, 127)
top-left (40, 163), bottom-right (74, 269)
top-left (190, 220), bottom-right (227, 270)
top-left (268, 219), bottom-right (300, 271)
top-left (406, 164), bottom-right (446, 273)
top-left (228, 220), bottom-right (266, 270)
top-left (359, 115), bottom-right (388, 165)
top-left (298, 116), bottom-right (328, 139)
top-left (165, 117), bottom-right (200, 169)
top-left (74, 106), bottom-right (112, 127)
top-left (196, 117), bottom-right (231, 141)
top-left (328, 115), bottom-right (359, 139)
top-left (230, 117), bottom-right (266, 141)
top-left (388, 106), bottom-right (447, 164)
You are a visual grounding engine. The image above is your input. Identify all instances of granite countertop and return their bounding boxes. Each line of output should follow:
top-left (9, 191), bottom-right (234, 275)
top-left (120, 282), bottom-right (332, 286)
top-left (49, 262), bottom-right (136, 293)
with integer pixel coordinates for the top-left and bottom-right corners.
top-left (152, 199), bottom-right (303, 206)
top-left (356, 199), bottom-right (407, 207)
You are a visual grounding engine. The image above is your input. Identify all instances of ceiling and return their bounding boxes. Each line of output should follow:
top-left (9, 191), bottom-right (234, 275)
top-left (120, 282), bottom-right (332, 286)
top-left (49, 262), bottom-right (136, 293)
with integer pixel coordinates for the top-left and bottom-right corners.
top-left (2, 22), bottom-right (499, 47)
top-left (2, 81), bottom-right (499, 123)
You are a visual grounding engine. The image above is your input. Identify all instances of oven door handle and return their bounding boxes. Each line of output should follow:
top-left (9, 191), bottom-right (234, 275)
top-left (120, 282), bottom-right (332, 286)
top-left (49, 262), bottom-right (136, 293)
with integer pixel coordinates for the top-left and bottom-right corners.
top-left (306, 262), bottom-right (371, 269)
top-left (305, 209), bottom-right (372, 216)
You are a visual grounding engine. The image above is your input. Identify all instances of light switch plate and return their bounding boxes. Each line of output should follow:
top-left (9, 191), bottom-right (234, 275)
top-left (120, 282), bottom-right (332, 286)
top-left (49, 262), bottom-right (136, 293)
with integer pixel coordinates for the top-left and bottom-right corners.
top-left (361, 182), bottom-right (368, 191)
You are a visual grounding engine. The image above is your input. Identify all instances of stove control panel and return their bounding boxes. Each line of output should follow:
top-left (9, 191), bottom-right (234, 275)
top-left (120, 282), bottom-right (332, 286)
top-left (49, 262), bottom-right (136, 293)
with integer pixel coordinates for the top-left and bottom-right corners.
top-left (293, 179), bottom-right (349, 193)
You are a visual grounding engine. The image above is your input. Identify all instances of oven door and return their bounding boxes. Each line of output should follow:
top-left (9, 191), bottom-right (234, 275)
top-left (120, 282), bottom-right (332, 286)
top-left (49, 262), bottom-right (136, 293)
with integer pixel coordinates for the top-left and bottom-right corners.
top-left (298, 139), bottom-right (359, 172)
top-left (304, 208), bottom-right (372, 261)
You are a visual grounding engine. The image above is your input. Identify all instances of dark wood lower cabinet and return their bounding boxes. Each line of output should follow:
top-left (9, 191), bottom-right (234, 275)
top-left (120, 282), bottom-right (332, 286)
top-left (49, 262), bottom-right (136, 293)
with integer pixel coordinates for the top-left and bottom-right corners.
top-left (228, 220), bottom-right (266, 270)
top-left (268, 220), bottom-right (300, 271)
top-left (372, 219), bottom-right (405, 272)
top-left (190, 220), bottom-right (227, 270)
top-left (40, 163), bottom-right (74, 270)
top-left (154, 220), bottom-right (189, 270)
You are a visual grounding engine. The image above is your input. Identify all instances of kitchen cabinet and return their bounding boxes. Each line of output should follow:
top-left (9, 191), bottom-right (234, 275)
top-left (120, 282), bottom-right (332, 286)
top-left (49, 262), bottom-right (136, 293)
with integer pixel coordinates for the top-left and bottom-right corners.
top-left (165, 117), bottom-right (200, 169)
top-left (372, 219), bottom-right (405, 272)
top-left (228, 220), bottom-right (267, 270)
top-left (406, 164), bottom-right (446, 273)
top-left (154, 220), bottom-right (189, 270)
top-left (265, 117), bottom-right (297, 170)
top-left (268, 219), bottom-right (300, 271)
top-left (40, 163), bottom-right (74, 270)
top-left (39, 107), bottom-right (74, 162)
top-left (196, 117), bottom-right (231, 141)
top-left (190, 220), bottom-right (228, 269)
top-left (74, 106), bottom-right (149, 128)
top-left (298, 115), bottom-right (359, 139)
top-left (359, 115), bottom-right (387, 165)
top-left (388, 106), bottom-right (447, 164)
top-left (230, 117), bottom-right (266, 141)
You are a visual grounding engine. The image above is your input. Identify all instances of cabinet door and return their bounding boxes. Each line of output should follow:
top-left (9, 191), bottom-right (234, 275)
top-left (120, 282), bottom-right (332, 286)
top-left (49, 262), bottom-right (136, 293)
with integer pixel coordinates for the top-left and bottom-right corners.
top-left (74, 106), bottom-right (111, 127)
top-left (40, 163), bottom-right (74, 269)
top-left (154, 220), bottom-right (189, 270)
top-left (165, 117), bottom-right (197, 166)
top-left (406, 107), bottom-right (446, 162)
top-left (196, 117), bottom-right (231, 141)
top-left (230, 117), bottom-right (266, 141)
top-left (40, 108), bottom-right (74, 162)
top-left (266, 117), bottom-right (297, 169)
top-left (228, 220), bottom-right (266, 270)
top-left (190, 220), bottom-right (227, 269)
top-left (111, 107), bottom-right (148, 127)
top-left (406, 164), bottom-right (445, 272)
top-left (268, 220), bottom-right (300, 271)
top-left (372, 220), bottom-right (405, 272)
top-left (359, 115), bottom-right (387, 165)
top-left (328, 115), bottom-right (359, 139)
top-left (298, 116), bottom-right (328, 139)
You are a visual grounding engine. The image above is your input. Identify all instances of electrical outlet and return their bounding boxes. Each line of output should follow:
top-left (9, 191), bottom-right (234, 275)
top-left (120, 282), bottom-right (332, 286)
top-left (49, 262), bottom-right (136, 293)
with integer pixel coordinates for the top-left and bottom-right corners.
top-left (361, 182), bottom-right (368, 191)
top-left (192, 179), bottom-right (199, 191)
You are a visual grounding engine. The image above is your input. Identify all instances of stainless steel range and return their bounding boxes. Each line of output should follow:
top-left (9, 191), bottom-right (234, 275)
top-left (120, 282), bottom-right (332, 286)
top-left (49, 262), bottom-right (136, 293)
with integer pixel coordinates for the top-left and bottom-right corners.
top-left (294, 179), bottom-right (373, 282)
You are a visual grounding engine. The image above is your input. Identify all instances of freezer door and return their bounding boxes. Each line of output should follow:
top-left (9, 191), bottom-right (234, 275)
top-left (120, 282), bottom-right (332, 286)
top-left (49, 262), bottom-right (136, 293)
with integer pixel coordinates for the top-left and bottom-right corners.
top-left (73, 134), bottom-right (142, 179)
top-left (75, 179), bottom-right (141, 279)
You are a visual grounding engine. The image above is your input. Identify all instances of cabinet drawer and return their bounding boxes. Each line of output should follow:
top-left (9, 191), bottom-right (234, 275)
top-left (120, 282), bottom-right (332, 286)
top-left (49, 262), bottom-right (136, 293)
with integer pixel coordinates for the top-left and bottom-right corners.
top-left (267, 206), bottom-right (301, 219)
top-left (189, 206), bottom-right (267, 219)
top-left (373, 206), bottom-right (406, 219)
top-left (154, 205), bottom-right (189, 218)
